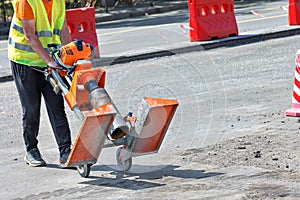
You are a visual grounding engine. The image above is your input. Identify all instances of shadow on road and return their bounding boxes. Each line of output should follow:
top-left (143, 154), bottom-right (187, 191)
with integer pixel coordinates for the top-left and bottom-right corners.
top-left (44, 163), bottom-right (78, 170)
top-left (78, 164), bottom-right (223, 190)
top-left (79, 176), bottom-right (166, 190)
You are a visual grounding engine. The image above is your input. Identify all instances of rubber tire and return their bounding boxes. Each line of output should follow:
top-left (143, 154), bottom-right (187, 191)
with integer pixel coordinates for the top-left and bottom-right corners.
top-left (77, 164), bottom-right (91, 178)
top-left (116, 147), bottom-right (132, 172)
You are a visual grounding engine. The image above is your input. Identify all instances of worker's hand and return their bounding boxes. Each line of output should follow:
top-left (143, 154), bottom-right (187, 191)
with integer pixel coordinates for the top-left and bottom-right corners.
top-left (47, 60), bottom-right (58, 69)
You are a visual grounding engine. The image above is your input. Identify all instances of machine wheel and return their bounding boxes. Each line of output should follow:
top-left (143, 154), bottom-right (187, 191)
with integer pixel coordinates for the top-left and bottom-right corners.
top-left (116, 147), bottom-right (132, 172)
top-left (77, 164), bottom-right (91, 178)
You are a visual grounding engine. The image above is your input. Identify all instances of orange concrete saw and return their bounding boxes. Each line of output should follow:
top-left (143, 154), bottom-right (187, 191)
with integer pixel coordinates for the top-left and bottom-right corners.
top-left (46, 39), bottom-right (178, 177)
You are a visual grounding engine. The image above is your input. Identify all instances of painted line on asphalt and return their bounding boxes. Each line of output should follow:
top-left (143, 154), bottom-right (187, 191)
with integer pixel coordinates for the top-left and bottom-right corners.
top-left (237, 14), bottom-right (287, 23)
top-left (98, 23), bottom-right (174, 37)
top-left (263, 6), bottom-right (288, 11)
top-left (101, 39), bottom-right (123, 45)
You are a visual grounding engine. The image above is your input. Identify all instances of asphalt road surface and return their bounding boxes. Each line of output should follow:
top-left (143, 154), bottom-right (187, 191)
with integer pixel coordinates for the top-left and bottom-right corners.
top-left (0, 33), bottom-right (299, 199)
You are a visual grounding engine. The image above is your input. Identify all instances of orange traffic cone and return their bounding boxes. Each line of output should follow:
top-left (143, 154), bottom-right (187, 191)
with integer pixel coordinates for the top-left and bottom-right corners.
top-left (286, 50), bottom-right (300, 116)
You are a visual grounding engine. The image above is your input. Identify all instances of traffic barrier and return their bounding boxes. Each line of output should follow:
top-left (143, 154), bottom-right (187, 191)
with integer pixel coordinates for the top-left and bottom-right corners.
top-left (286, 50), bottom-right (300, 116)
top-left (66, 7), bottom-right (100, 58)
top-left (187, 0), bottom-right (238, 41)
top-left (288, 0), bottom-right (300, 25)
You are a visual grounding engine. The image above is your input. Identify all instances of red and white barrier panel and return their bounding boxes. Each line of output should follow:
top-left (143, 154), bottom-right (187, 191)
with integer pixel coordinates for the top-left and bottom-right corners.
top-left (286, 50), bottom-right (300, 117)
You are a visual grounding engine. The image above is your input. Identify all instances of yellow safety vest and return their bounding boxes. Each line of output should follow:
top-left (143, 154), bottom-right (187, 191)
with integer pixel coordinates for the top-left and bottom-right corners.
top-left (8, 0), bottom-right (65, 67)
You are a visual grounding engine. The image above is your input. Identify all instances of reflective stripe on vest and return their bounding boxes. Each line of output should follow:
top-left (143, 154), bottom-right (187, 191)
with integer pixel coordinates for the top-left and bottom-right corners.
top-left (8, 37), bottom-right (55, 54)
top-left (8, 0), bottom-right (65, 67)
top-left (11, 23), bottom-right (61, 37)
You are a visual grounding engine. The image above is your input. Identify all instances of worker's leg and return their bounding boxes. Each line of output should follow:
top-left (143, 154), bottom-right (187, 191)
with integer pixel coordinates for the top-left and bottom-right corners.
top-left (11, 61), bottom-right (43, 152)
top-left (42, 80), bottom-right (71, 156)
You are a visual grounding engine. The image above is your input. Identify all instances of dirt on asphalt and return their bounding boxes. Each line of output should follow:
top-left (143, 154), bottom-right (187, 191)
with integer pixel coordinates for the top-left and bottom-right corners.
top-left (182, 112), bottom-right (300, 174)
top-left (181, 115), bottom-right (300, 199)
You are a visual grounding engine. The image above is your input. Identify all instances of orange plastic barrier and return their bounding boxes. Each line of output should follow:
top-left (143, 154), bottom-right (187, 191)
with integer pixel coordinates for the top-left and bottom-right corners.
top-left (288, 0), bottom-right (300, 25)
top-left (187, 0), bottom-right (238, 41)
top-left (286, 50), bottom-right (300, 116)
top-left (66, 7), bottom-right (100, 57)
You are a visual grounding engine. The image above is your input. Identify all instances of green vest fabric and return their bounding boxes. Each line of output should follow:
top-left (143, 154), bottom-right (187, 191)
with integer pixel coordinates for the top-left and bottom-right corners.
top-left (8, 0), bottom-right (65, 67)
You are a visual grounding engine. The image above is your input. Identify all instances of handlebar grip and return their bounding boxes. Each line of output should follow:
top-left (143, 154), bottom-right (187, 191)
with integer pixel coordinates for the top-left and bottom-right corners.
top-left (51, 69), bottom-right (69, 94)
top-left (47, 43), bottom-right (58, 48)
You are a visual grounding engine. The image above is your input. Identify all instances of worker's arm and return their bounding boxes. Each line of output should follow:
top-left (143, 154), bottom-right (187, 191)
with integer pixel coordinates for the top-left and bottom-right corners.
top-left (60, 19), bottom-right (72, 45)
top-left (21, 19), bottom-right (57, 67)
